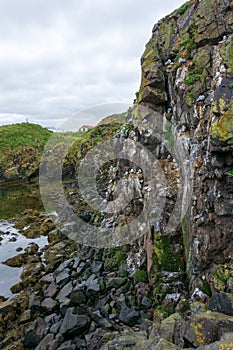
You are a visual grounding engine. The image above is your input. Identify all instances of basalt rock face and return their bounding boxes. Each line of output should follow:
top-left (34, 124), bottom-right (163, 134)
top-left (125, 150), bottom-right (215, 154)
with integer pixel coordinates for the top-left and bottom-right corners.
top-left (132, 0), bottom-right (233, 292)
top-left (1, 1), bottom-right (233, 350)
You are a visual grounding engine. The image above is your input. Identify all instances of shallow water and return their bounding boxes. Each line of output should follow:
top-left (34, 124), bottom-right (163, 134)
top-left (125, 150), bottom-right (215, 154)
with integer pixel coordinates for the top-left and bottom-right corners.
top-left (0, 220), bottom-right (48, 298)
top-left (0, 182), bottom-right (44, 220)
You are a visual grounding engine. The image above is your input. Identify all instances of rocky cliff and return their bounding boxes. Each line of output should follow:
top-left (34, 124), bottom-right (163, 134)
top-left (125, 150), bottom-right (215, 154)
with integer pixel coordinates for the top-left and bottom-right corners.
top-left (0, 1), bottom-right (233, 349)
top-left (132, 0), bottom-right (233, 293)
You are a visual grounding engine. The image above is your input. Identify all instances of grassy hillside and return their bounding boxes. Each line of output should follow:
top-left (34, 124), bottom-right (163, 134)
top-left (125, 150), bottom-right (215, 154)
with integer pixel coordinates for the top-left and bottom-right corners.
top-left (64, 123), bottom-right (123, 170)
top-left (0, 123), bottom-right (52, 179)
top-left (97, 112), bottom-right (126, 126)
top-left (0, 120), bottom-right (125, 181)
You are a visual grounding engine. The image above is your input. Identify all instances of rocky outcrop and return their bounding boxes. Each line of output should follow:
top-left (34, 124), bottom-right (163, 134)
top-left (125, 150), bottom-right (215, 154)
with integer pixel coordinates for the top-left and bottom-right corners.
top-left (132, 0), bottom-right (233, 293)
top-left (0, 0), bottom-right (232, 349)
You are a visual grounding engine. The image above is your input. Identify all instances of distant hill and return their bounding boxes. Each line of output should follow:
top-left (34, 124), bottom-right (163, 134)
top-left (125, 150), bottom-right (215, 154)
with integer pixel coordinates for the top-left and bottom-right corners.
top-left (0, 123), bottom-right (52, 181)
top-left (97, 112), bottom-right (127, 126)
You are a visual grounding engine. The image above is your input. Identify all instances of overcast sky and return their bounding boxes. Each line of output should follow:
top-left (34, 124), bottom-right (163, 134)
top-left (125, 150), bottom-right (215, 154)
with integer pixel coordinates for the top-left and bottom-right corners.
top-left (0, 0), bottom-right (185, 129)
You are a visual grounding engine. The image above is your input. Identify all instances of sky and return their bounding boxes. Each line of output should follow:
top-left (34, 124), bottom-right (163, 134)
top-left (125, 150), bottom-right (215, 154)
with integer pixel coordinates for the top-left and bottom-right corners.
top-left (0, 0), bottom-right (186, 129)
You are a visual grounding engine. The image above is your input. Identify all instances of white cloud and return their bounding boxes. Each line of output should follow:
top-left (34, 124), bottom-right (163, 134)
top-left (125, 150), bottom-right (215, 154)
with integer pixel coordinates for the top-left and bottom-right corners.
top-left (0, 0), bottom-right (185, 128)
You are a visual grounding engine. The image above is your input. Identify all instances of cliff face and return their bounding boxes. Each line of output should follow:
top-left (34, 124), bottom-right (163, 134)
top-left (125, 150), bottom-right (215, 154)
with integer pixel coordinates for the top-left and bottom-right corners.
top-left (1, 2), bottom-right (233, 349)
top-left (132, 0), bottom-right (233, 291)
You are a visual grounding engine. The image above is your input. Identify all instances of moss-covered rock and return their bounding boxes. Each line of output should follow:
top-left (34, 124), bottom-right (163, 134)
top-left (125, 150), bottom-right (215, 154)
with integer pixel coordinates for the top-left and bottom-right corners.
top-left (153, 232), bottom-right (185, 272)
top-left (220, 35), bottom-right (233, 72)
top-left (134, 270), bottom-right (148, 283)
top-left (212, 106), bottom-right (233, 142)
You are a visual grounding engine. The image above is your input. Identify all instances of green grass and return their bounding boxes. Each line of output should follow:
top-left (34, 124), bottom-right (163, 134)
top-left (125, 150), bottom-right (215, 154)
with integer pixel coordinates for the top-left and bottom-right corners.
top-left (0, 123), bottom-right (52, 173)
top-left (97, 112), bottom-right (126, 126)
top-left (176, 3), bottom-right (190, 15)
top-left (185, 66), bottom-right (200, 85)
top-left (0, 120), bottom-right (128, 180)
top-left (226, 170), bottom-right (233, 177)
top-left (65, 123), bottom-right (123, 168)
top-left (134, 270), bottom-right (148, 283)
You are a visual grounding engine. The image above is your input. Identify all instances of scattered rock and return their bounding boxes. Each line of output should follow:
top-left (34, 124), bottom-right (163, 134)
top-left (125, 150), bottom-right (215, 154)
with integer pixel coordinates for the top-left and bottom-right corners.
top-left (60, 308), bottom-right (91, 337)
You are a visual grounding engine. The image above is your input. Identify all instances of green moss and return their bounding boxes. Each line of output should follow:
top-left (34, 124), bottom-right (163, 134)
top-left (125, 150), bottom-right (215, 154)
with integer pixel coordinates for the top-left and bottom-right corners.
top-left (135, 91), bottom-right (140, 100)
top-left (177, 32), bottom-right (196, 59)
top-left (180, 37), bottom-right (192, 47)
top-left (229, 83), bottom-right (233, 89)
top-left (202, 280), bottom-right (211, 297)
top-left (176, 3), bottom-right (190, 15)
top-left (134, 270), bottom-right (148, 283)
top-left (220, 35), bottom-right (233, 72)
top-left (122, 281), bottom-right (132, 293)
top-left (185, 91), bottom-right (195, 106)
top-left (106, 249), bottom-right (126, 270)
top-left (226, 170), bottom-right (233, 177)
top-left (153, 232), bottom-right (185, 272)
top-left (185, 75), bottom-right (199, 85)
top-left (155, 305), bottom-right (169, 319)
top-left (185, 66), bottom-right (200, 85)
top-left (211, 264), bottom-right (231, 291)
top-left (211, 106), bottom-right (233, 141)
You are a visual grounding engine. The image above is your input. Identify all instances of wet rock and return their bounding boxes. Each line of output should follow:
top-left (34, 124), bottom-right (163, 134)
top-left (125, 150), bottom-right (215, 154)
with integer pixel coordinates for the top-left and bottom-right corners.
top-left (70, 288), bottom-right (87, 306)
top-left (41, 298), bottom-right (57, 313)
top-left (40, 273), bottom-right (54, 284)
top-left (19, 309), bottom-right (31, 325)
top-left (209, 292), bottom-right (233, 316)
top-left (56, 281), bottom-right (73, 303)
top-left (0, 298), bottom-right (16, 316)
top-left (35, 333), bottom-right (54, 350)
top-left (50, 320), bottom-right (62, 334)
top-left (55, 269), bottom-right (70, 286)
top-left (23, 317), bottom-right (47, 348)
top-left (91, 260), bottom-right (103, 274)
top-left (90, 310), bottom-right (113, 329)
top-left (44, 282), bottom-right (59, 298)
top-left (107, 277), bottom-right (127, 289)
top-left (10, 281), bottom-right (23, 294)
top-left (25, 242), bottom-right (39, 255)
top-left (60, 298), bottom-right (71, 317)
top-left (141, 296), bottom-right (153, 309)
top-left (47, 334), bottom-right (64, 350)
top-left (2, 253), bottom-right (29, 267)
top-left (118, 266), bottom-right (128, 277)
top-left (72, 257), bottom-right (80, 269)
top-left (57, 340), bottom-right (76, 350)
top-left (59, 307), bottom-right (91, 337)
top-left (29, 293), bottom-right (41, 313)
top-left (116, 296), bottom-right (140, 326)
top-left (8, 236), bottom-right (17, 242)
top-left (20, 261), bottom-right (44, 286)
top-left (86, 278), bottom-right (105, 296)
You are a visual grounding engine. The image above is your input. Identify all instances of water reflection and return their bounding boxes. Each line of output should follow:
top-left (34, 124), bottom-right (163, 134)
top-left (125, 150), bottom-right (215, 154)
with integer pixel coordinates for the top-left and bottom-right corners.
top-left (0, 220), bottom-right (48, 298)
top-left (0, 182), bottom-right (47, 297)
top-left (0, 182), bottom-right (44, 219)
